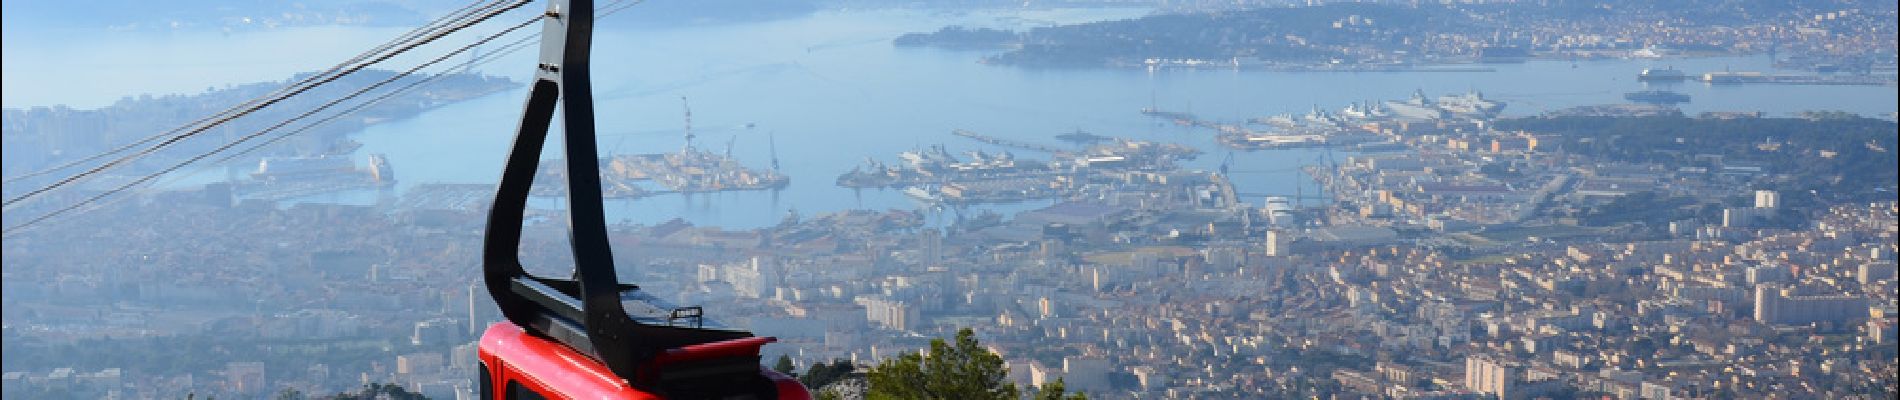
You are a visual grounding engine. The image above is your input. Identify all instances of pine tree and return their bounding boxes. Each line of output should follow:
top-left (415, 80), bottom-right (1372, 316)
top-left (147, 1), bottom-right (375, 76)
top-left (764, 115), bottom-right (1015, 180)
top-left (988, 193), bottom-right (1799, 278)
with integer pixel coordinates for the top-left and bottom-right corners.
top-left (773, 354), bottom-right (798, 376)
top-left (801, 359), bottom-right (857, 389)
top-left (1034, 378), bottom-right (1088, 400)
top-left (866, 327), bottom-right (1017, 400)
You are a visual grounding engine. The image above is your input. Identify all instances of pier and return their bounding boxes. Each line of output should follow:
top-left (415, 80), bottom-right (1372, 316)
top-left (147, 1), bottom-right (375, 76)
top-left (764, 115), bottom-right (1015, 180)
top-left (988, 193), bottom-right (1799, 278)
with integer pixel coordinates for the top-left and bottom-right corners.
top-left (1700, 71), bottom-right (1896, 86)
top-left (397, 183), bottom-right (494, 211)
top-left (951, 129), bottom-right (1067, 153)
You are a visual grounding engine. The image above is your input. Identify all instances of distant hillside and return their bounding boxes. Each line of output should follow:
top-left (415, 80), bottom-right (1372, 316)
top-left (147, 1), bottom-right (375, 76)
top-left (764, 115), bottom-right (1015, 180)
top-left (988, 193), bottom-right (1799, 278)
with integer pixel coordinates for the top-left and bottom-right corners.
top-left (0, 0), bottom-right (825, 33)
top-left (894, 26), bottom-right (1019, 50)
top-left (0, 0), bottom-right (427, 32)
top-left (980, 3), bottom-right (1464, 67)
top-left (1, 70), bottom-right (518, 187)
top-left (893, 0), bottom-right (1898, 67)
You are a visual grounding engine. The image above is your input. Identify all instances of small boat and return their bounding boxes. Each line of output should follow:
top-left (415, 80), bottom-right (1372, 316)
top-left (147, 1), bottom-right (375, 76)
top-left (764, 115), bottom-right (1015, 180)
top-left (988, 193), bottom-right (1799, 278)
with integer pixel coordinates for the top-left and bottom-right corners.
top-left (903, 185), bottom-right (942, 204)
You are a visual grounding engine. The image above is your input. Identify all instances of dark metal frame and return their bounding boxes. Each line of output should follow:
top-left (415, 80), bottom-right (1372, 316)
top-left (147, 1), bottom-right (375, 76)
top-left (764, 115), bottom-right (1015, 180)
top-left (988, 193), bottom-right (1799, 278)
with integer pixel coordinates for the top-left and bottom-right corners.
top-left (482, 0), bottom-right (754, 390)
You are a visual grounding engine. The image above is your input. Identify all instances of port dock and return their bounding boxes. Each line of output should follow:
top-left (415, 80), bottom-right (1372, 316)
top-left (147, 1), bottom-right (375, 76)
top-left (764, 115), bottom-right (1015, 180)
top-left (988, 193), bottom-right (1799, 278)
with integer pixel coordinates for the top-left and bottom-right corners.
top-left (951, 129), bottom-right (1067, 153)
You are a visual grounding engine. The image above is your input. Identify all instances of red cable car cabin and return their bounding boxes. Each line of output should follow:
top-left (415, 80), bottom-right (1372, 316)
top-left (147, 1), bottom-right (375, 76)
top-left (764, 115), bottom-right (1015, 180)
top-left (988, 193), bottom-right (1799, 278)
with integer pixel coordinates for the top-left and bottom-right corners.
top-left (474, 1), bottom-right (809, 398)
top-left (478, 323), bottom-right (807, 399)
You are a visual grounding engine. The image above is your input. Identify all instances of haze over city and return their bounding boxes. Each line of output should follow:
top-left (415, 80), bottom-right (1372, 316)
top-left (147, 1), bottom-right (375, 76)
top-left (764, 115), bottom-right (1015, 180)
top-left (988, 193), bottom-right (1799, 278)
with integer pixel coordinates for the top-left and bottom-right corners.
top-left (3, 0), bottom-right (1896, 399)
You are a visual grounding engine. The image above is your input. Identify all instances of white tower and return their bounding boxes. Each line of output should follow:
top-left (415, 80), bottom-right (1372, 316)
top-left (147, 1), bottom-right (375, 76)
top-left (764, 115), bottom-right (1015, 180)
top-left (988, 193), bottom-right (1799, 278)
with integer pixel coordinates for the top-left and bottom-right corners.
top-left (1755, 190), bottom-right (1779, 209)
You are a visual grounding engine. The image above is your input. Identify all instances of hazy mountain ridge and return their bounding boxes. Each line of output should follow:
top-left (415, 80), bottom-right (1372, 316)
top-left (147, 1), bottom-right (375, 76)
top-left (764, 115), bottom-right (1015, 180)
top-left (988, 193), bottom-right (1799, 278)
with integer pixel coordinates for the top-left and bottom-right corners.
top-left (0, 1), bottom-right (429, 32)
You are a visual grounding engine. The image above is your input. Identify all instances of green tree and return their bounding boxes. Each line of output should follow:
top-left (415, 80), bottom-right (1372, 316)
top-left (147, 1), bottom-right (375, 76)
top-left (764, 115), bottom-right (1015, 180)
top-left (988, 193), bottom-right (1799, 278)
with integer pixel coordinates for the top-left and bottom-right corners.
top-left (773, 354), bottom-right (798, 376)
top-left (274, 388), bottom-right (307, 400)
top-left (1034, 378), bottom-right (1088, 400)
top-left (800, 359), bottom-right (857, 389)
top-left (319, 383), bottom-right (426, 400)
top-left (866, 328), bottom-right (1017, 400)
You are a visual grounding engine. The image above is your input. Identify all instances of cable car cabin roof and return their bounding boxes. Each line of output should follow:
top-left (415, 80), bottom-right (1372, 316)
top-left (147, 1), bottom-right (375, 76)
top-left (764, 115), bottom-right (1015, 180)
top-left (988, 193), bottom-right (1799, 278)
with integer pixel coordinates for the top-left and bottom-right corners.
top-left (479, 322), bottom-right (809, 399)
top-left (482, 322), bottom-right (660, 399)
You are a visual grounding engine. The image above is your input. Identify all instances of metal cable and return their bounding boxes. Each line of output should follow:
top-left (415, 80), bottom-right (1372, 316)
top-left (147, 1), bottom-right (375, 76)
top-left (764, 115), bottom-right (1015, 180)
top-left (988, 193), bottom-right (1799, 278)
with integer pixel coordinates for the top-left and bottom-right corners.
top-left (1, 0), bottom-right (514, 185)
top-left (205, 0), bottom-right (644, 177)
top-left (2, 15), bottom-right (542, 235)
top-left (2, 0), bottom-right (535, 208)
top-left (3, 0), bottom-right (648, 236)
top-left (2, 31), bottom-right (545, 238)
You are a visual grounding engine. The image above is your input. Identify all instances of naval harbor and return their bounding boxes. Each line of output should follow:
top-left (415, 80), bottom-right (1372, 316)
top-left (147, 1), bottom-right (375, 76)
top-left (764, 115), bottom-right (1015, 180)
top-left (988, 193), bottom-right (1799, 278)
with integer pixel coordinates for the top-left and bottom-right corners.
top-left (224, 70), bottom-right (1868, 221)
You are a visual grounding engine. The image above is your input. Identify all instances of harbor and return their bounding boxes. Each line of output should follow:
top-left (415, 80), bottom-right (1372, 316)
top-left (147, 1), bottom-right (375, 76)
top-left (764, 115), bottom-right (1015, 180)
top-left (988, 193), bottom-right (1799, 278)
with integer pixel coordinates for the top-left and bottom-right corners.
top-left (1149, 90), bottom-right (1505, 151)
top-left (533, 149), bottom-right (788, 199)
top-left (609, 149), bottom-right (789, 193)
top-left (838, 137), bottom-right (1199, 205)
top-left (837, 144), bottom-right (1052, 190)
top-left (1698, 71), bottom-right (1896, 86)
top-left (950, 129), bottom-right (1066, 153)
top-left (530, 98), bottom-right (787, 199)
top-left (1639, 66), bottom-right (1895, 86)
top-left (334, 42), bottom-right (1895, 229)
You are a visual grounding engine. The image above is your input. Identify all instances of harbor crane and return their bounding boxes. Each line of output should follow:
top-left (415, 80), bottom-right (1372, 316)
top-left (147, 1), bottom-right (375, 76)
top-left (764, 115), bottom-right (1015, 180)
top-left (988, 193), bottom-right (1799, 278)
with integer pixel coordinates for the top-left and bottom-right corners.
top-left (680, 96), bottom-right (695, 155)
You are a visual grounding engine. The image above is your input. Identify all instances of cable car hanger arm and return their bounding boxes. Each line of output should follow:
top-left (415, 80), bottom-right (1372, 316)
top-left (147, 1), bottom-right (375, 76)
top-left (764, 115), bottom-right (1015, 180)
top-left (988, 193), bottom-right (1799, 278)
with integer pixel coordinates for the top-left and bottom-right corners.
top-left (481, 0), bottom-right (766, 395)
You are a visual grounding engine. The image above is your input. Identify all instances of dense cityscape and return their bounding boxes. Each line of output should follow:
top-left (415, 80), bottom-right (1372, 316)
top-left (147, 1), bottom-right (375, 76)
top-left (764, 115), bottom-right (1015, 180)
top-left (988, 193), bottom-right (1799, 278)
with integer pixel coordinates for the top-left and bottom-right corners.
top-left (3, 0), bottom-right (1896, 399)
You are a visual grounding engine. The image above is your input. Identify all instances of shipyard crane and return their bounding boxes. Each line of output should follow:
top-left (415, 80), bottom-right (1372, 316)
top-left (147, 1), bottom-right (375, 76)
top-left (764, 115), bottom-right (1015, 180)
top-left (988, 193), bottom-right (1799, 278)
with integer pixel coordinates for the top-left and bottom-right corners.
top-left (681, 96), bottom-right (695, 155)
top-left (769, 131), bottom-right (780, 172)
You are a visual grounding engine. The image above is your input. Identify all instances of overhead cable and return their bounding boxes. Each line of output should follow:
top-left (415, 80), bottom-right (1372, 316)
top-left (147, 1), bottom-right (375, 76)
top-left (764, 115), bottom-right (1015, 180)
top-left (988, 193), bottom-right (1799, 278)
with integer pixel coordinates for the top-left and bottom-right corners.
top-left (2, 0), bottom-right (534, 208)
top-left (1, 0), bottom-right (513, 185)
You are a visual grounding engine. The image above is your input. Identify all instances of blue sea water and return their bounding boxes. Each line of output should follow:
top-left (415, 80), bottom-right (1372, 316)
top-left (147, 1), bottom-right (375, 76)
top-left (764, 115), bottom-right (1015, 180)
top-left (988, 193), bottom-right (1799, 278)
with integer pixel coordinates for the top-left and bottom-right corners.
top-left (5, 8), bottom-right (1895, 229)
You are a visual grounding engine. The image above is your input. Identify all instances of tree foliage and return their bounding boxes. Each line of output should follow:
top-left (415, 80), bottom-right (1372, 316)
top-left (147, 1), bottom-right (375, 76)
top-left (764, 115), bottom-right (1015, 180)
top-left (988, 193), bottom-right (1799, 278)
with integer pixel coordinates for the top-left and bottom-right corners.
top-left (1576, 191), bottom-right (1697, 227)
top-left (866, 328), bottom-right (1018, 400)
top-left (893, 26), bottom-right (1019, 50)
top-left (1034, 378), bottom-right (1089, 400)
top-left (801, 358), bottom-right (858, 389)
top-left (773, 354), bottom-right (797, 376)
top-left (275, 388), bottom-right (307, 400)
top-left (317, 383), bottom-right (427, 400)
